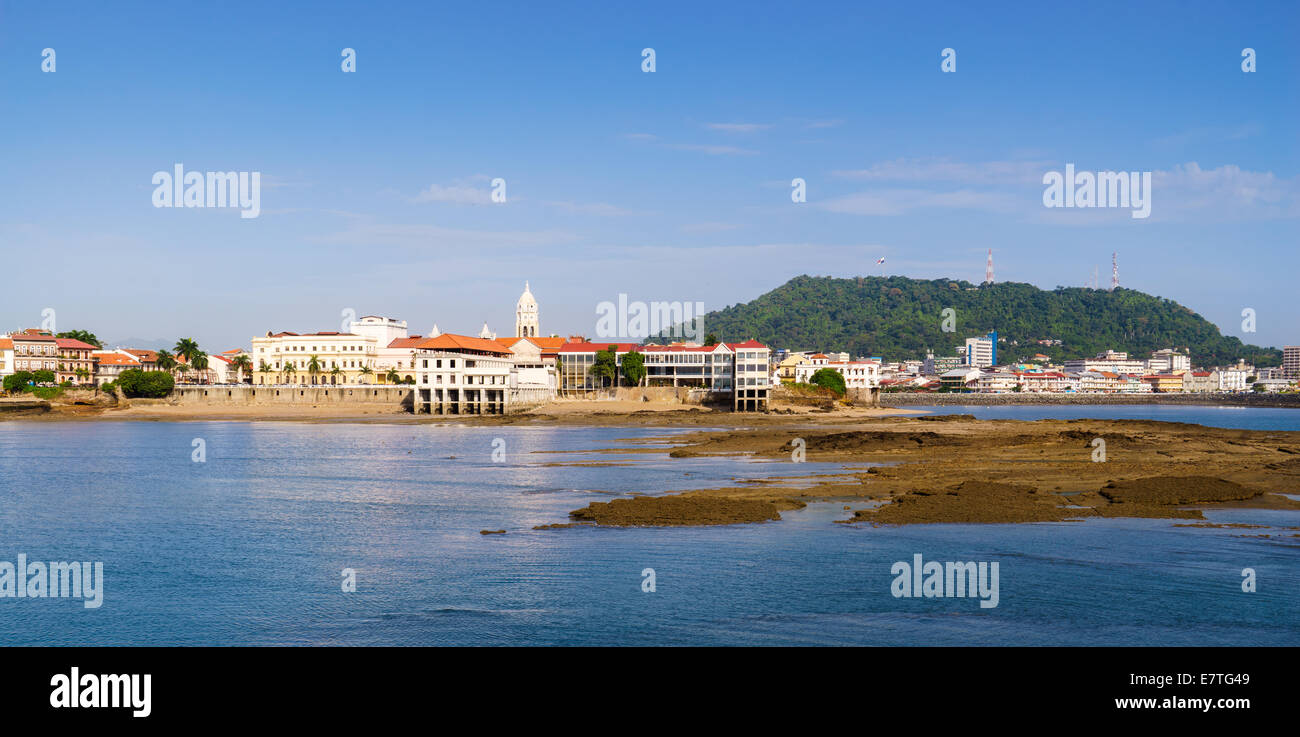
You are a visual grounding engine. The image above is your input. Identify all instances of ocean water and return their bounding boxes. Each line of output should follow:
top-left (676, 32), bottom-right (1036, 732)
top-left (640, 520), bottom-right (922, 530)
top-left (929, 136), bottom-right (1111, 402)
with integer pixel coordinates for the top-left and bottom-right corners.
top-left (1, 407), bottom-right (1297, 646)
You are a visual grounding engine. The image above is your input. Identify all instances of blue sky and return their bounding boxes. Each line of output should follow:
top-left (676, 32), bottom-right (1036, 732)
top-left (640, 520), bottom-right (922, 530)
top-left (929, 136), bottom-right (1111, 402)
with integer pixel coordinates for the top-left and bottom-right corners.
top-left (1, 1), bottom-right (1297, 354)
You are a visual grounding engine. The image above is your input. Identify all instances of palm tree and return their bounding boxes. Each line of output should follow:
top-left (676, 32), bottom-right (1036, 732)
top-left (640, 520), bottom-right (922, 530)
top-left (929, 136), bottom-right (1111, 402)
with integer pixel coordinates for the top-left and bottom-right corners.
top-left (258, 360), bottom-right (272, 384)
top-left (283, 362), bottom-right (297, 384)
top-left (307, 355), bottom-right (323, 385)
top-left (385, 368), bottom-right (401, 384)
top-left (330, 366), bottom-right (342, 385)
top-left (174, 338), bottom-right (200, 364)
top-left (359, 366), bottom-right (374, 385)
top-left (156, 350), bottom-right (177, 373)
top-left (232, 354), bottom-right (253, 384)
top-left (191, 353), bottom-right (209, 384)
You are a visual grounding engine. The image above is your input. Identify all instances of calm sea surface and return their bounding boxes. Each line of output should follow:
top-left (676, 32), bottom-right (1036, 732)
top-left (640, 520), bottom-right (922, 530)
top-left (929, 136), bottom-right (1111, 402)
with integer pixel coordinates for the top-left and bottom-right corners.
top-left (1, 405), bottom-right (1297, 646)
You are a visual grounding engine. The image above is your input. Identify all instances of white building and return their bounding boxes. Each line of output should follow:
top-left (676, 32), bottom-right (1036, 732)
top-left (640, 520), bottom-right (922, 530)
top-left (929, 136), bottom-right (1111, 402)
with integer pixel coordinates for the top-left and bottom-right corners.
top-left (964, 334), bottom-right (996, 368)
top-left (0, 338), bottom-right (14, 382)
top-left (793, 359), bottom-right (880, 389)
top-left (412, 334), bottom-right (517, 414)
top-left (1217, 369), bottom-right (1250, 392)
top-left (1064, 350), bottom-right (1146, 375)
top-left (350, 316), bottom-right (408, 347)
top-left (515, 282), bottom-right (540, 338)
top-left (1147, 349), bottom-right (1191, 373)
top-left (250, 330), bottom-right (378, 385)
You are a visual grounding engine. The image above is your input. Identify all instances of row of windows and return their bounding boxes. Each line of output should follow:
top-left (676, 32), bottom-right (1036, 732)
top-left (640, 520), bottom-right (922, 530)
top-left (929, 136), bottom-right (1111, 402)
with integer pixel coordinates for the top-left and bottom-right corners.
top-left (419, 373), bottom-right (504, 385)
top-left (14, 345), bottom-right (57, 356)
top-left (258, 344), bottom-right (371, 353)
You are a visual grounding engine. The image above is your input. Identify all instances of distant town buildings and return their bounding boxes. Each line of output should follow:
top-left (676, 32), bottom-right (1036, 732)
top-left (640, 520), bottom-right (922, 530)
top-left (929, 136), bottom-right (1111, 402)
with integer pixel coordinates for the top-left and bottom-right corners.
top-left (3, 282), bottom-right (1296, 402)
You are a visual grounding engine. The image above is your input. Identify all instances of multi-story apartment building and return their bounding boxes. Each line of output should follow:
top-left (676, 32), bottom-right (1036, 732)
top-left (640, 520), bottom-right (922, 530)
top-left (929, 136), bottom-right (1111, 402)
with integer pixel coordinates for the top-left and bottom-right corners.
top-left (1063, 350), bottom-right (1146, 375)
top-left (250, 330), bottom-right (378, 385)
top-left (9, 331), bottom-right (59, 378)
top-left (55, 338), bottom-right (98, 384)
top-left (1148, 349), bottom-right (1191, 373)
top-left (922, 352), bottom-right (966, 375)
top-left (963, 332), bottom-right (997, 368)
top-left (1217, 369), bottom-right (1250, 392)
top-left (7, 330), bottom-right (97, 384)
top-left (1284, 346), bottom-right (1300, 379)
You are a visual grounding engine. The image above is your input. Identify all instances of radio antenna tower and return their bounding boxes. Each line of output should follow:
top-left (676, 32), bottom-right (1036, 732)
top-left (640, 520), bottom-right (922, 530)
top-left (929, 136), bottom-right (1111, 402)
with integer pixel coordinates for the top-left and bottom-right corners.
top-left (1110, 252), bottom-right (1119, 291)
top-left (985, 249), bottom-right (994, 284)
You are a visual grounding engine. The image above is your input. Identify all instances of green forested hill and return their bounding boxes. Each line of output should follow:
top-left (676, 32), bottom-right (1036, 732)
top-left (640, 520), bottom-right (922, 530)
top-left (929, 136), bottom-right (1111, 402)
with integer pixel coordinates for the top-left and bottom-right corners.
top-left (679, 275), bottom-right (1280, 367)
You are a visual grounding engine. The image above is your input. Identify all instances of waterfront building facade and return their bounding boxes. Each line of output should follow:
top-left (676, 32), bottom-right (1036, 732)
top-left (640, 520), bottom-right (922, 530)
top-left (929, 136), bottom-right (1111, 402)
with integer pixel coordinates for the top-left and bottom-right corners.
top-left (557, 340), bottom-right (771, 410)
top-left (412, 333), bottom-right (515, 414)
top-left (251, 330), bottom-right (378, 385)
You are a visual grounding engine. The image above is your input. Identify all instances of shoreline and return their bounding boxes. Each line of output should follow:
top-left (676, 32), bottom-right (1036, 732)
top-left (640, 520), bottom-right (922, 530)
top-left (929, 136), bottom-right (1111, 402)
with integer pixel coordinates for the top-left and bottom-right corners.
top-left (6, 391), bottom-right (1300, 425)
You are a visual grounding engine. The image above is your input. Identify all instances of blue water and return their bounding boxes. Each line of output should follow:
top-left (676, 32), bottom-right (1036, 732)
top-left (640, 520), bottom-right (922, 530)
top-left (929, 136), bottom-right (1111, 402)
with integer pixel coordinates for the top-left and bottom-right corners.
top-left (1, 408), bottom-right (1297, 646)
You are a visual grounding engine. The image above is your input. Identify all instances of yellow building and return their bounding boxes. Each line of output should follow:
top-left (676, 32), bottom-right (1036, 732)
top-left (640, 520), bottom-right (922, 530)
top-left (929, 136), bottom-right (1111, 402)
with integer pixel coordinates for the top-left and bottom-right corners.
top-left (775, 354), bottom-right (808, 383)
top-left (250, 331), bottom-right (378, 385)
top-left (1141, 373), bottom-right (1184, 393)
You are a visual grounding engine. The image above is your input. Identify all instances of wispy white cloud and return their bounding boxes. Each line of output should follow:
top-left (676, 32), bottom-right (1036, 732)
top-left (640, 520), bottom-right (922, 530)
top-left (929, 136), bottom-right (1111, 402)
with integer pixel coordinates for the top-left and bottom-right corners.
top-left (681, 221), bottom-right (744, 233)
top-left (665, 143), bottom-right (759, 156)
top-left (309, 223), bottom-right (577, 251)
top-left (412, 182), bottom-right (493, 205)
top-left (543, 200), bottom-right (652, 217)
top-left (831, 157), bottom-right (1048, 185)
top-left (824, 158), bottom-right (1300, 223)
top-left (705, 122), bottom-right (772, 133)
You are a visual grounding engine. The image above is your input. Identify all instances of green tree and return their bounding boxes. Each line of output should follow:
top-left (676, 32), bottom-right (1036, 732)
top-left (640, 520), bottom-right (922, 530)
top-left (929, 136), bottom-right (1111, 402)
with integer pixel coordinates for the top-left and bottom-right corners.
top-left (155, 350), bottom-right (178, 372)
top-left (810, 367), bottom-right (846, 397)
top-left (231, 354), bottom-right (253, 383)
top-left (3, 371), bottom-right (34, 393)
top-left (116, 369), bottom-right (174, 398)
top-left (330, 366), bottom-right (342, 384)
top-left (75, 367), bottom-right (90, 384)
top-left (385, 368), bottom-right (401, 384)
top-left (307, 355), bottom-right (323, 384)
top-left (704, 333), bottom-right (719, 346)
top-left (33, 369), bottom-right (56, 385)
top-left (191, 353), bottom-right (209, 384)
top-left (359, 366), bottom-right (374, 383)
top-left (283, 362), bottom-right (297, 382)
top-left (173, 338), bottom-right (201, 364)
top-left (588, 345), bottom-right (619, 389)
top-left (621, 350), bottom-right (646, 386)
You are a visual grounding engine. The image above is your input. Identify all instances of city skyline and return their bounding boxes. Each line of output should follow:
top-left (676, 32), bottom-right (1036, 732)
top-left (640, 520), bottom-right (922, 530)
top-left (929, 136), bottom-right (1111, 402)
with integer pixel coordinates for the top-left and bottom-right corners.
top-left (2, 1), bottom-right (1296, 351)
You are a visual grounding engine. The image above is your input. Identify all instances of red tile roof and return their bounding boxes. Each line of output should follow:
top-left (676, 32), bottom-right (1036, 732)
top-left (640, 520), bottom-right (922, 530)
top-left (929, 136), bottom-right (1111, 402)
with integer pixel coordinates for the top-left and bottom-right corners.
top-left (93, 352), bottom-right (141, 366)
top-left (123, 349), bottom-right (159, 361)
top-left (386, 337), bottom-right (426, 349)
top-left (0, 338), bottom-right (12, 350)
top-left (414, 333), bottom-right (513, 355)
top-left (55, 338), bottom-right (99, 350)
